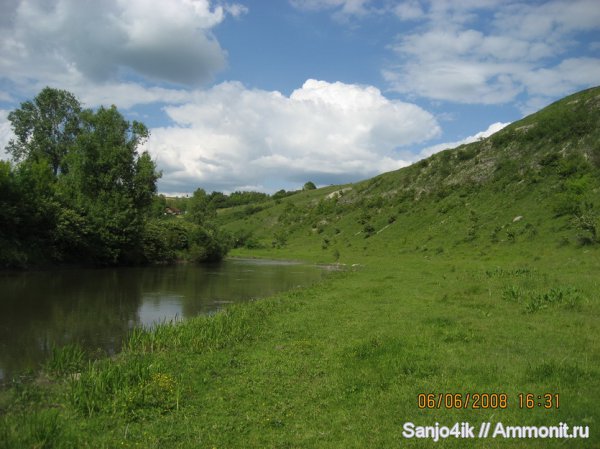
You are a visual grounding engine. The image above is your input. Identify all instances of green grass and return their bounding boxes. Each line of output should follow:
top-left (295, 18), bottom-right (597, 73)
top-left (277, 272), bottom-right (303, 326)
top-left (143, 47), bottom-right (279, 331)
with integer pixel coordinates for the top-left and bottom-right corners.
top-left (45, 344), bottom-right (86, 377)
top-left (1, 246), bottom-right (598, 448)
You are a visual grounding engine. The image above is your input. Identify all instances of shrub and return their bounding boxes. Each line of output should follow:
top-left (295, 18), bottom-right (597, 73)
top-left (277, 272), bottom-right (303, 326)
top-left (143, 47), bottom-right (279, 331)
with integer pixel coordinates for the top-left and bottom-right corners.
top-left (232, 229), bottom-right (262, 249)
top-left (552, 192), bottom-right (582, 217)
top-left (573, 203), bottom-right (598, 245)
top-left (188, 226), bottom-right (230, 262)
top-left (357, 210), bottom-right (371, 225)
top-left (272, 230), bottom-right (288, 248)
top-left (141, 221), bottom-right (176, 263)
top-left (456, 145), bottom-right (479, 161)
top-left (557, 152), bottom-right (590, 177)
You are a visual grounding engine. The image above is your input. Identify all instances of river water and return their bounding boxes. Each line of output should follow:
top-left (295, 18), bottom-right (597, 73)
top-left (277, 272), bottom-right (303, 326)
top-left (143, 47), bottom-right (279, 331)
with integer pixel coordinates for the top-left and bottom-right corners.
top-left (0, 258), bottom-right (325, 383)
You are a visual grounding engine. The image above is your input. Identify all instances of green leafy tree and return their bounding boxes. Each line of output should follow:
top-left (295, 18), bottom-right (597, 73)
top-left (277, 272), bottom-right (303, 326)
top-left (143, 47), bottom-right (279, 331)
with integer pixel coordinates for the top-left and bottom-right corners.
top-left (209, 191), bottom-right (228, 208)
top-left (6, 87), bottom-right (81, 176)
top-left (303, 181), bottom-right (317, 190)
top-left (150, 194), bottom-right (168, 218)
top-left (0, 161), bottom-right (18, 234)
top-left (0, 161), bottom-right (27, 267)
top-left (57, 106), bottom-right (160, 264)
top-left (188, 225), bottom-right (231, 262)
top-left (2, 87), bottom-right (231, 266)
top-left (0, 159), bottom-right (59, 267)
top-left (187, 188), bottom-right (216, 225)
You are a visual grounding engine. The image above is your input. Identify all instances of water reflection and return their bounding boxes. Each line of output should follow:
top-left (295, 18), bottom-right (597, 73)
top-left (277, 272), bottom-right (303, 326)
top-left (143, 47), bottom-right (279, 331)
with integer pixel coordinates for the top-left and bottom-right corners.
top-left (0, 258), bottom-right (323, 383)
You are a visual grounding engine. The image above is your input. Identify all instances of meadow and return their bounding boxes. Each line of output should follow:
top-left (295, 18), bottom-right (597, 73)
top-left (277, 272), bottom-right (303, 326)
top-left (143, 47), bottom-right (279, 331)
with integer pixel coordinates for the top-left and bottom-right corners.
top-left (1, 241), bottom-right (598, 448)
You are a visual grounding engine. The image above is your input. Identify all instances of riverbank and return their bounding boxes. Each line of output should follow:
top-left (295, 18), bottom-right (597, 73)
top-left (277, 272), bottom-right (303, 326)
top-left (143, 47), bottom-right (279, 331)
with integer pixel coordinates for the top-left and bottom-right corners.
top-left (1, 244), bottom-right (598, 448)
top-left (0, 258), bottom-right (325, 385)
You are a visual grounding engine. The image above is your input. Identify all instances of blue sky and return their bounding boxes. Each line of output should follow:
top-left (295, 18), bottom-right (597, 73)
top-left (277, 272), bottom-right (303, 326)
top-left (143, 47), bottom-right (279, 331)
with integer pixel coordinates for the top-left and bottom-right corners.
top-left (1, 0), bottom-right (599, 194)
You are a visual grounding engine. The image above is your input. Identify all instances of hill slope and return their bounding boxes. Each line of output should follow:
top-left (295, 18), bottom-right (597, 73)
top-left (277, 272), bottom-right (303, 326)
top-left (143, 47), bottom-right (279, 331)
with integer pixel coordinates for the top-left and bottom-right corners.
top-left (219, 86), bottom-right (600, 263)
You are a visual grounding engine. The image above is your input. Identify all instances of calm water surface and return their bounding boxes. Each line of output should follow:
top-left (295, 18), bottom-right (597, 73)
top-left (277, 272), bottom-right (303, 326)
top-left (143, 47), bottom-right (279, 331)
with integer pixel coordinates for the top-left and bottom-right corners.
top-left (0, 258), bottom-right (325, 383)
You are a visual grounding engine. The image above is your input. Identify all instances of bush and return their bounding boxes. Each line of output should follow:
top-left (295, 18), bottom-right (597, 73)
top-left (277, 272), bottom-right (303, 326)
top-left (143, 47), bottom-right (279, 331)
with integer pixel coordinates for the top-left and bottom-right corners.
top-left (188, 226), bottom-right (230, 262)
top-left (231, 229), bottom-right (260, 249)
top-left (141, 221), bottom-right (177, 263)
top-left (142, 219), bottom-right (230, 264)
top-left (590, 142), bottom-right (600, 169)
top-left (557, 152), bottom-right (590, 177)
top-left (272, 230), bottom-right (288, 248)
top-left (552, 192), bottom-right (582, 217)
top-left (573, 203), bottom-right (598, 245)
top-left (357, 210), bottom-right (371, 225)
top-left (0, 239), bottom-right (28, 268)
top-left (456, 145), bottom-right (479, 161)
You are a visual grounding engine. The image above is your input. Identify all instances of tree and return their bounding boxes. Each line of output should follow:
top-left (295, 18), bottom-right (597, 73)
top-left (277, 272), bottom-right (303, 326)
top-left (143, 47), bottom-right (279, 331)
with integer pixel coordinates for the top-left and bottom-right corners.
top-left (57, 105), bottom-right (160, 264)
top-left (187, 188), bottom-right (216, 225)
top-left (0, 161), bottom-right (27, 267)
top-left (208, 191), bottom-right (228, 209)
top-left (6, 87), bottom-right (81, 176)
top-left (303, 181), bottom-right (317, 190)
top-left (1, 87), bottom-right (171, 266)
top-left (0, 159), bottom-right (59, 267)
top-left (150, 194), bottom-right (168, 218)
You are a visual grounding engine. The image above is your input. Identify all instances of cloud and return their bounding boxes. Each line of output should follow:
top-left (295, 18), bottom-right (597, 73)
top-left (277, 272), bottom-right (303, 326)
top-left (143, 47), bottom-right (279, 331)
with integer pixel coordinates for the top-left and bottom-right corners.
top-left (416, 121), bottom-right (509, 160)
top-left (493, 0), bottom-right (600, 40)
top-left (521, 58), bottom-right (600, 97)
top-left (393, 1), bottom-right (426, 21)
top-left (516, 57), bottom-right (600, 114)
top-left (291, 0), bottom-right (599, 106)
top-left (145, 79), bottom-right (440, 193)
top-left (383, 58), bottom-right (526, 105)
top-left (75, 83), bottom-right (192, 110)
top-left (0, 91), bottom-right (14, 102)
top-left (289, 0), bottom-right (371, 16)
top-left (384, 0), bottom-right (600, 105)
top-left (0, 110), bottom-right (14, 159)
top-left (0, 0), bottom-right (244, 93)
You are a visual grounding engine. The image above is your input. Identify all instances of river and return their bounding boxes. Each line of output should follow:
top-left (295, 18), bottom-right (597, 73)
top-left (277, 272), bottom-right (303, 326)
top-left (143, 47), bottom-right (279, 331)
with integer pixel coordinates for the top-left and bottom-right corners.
top-left (0, 258), bottom-right (325, 384)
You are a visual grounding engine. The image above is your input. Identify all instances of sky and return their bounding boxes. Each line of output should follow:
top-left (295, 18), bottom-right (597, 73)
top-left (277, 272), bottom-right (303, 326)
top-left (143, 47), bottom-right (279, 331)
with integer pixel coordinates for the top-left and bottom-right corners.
top-left (0, 0), bottom-right (599, 194)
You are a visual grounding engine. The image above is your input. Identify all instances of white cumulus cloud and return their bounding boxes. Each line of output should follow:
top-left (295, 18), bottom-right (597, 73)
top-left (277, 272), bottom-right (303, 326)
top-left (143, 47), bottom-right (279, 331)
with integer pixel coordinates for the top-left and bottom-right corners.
top-left (384, 0), bottom-right (600, 106)
top-left (0, 0), bottom-right (244, 97)
top-left (145, 79), bottom-right (441, 193)
top-left (416, 121), bottom-right (509, 160)
top-left (0, 110), bottom-right (15, 159)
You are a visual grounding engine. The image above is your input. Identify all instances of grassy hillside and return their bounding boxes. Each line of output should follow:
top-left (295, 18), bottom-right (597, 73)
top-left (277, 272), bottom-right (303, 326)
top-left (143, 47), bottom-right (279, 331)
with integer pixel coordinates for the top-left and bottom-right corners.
top-left (220, 86), bottom-right (600, 263)
top-left (1, 87), bottom-right (599, 448)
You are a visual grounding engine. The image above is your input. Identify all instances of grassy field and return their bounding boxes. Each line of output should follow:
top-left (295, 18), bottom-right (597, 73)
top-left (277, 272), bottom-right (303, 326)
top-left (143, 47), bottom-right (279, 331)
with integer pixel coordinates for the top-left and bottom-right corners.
top-left (1, 87), bottom-right (599, 448)
top-left (1, 243), bottom-right (598, 448)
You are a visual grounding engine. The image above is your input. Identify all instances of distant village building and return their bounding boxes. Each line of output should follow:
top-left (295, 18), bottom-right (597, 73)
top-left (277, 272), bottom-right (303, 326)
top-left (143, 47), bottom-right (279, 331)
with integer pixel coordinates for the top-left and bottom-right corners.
top-left (165, 206), bottom-right (182, 216)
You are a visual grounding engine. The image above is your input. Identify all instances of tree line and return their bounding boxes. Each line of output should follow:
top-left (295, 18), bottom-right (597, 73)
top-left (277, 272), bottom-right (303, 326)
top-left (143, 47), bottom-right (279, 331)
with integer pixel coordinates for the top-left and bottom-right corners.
top-left (157, 181), bottom-right (317, 217)
top-left (0, 87), bottom-right (229, 268)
